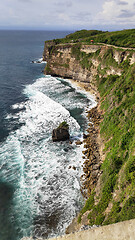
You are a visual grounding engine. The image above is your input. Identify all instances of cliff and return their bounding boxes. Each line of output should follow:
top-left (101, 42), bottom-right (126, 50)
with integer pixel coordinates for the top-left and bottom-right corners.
top-left (43, 42), bottom-right (134, 95)
top-left (43, 39), bottom-right (135, 228)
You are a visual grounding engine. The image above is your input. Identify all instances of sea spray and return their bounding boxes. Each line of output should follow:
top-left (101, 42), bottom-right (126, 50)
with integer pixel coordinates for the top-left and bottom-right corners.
top-left (1, 75), bottom-right (95, 239)
top-left (0, 30), bottom-right (74, 240)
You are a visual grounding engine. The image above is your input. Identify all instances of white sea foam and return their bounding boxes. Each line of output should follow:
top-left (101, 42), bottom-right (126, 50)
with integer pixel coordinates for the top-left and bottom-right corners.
top-left (3, 75), bottom-right (91, 238)
top-left (31, 57), bottom-right (46, 64)
top-left (12, 103), bottom-right (25, 110)
top-left (58, 77), bottom-right (97, 109)
top-left (28, 76), bottom-right (94, 119)
top-left (22, 85), bottom-right (80, 137)
top-left (2, 74), bottom-right (98, 239)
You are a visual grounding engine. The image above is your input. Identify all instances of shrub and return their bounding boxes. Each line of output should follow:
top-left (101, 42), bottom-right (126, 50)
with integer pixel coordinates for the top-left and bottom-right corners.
top-left (124, 156), bottom-right (135, 184)
top-left (58, 121), bottom-right (69, 129)
top-left (118, 196), bottom-right (135, 221)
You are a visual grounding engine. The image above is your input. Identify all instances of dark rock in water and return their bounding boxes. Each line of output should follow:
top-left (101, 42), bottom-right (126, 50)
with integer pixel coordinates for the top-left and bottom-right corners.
top-left (64, 147), bottom-right (69, 152)
top-left (83, 133), bottom-right (88, 139)
top-left (33, 209), bottom-right (63, 239)
top-left (72, 166), bottom-right (76, 170)
top-left (52, 127), bottom-right (70, 141)
top-left (52, 121), bottom-right (70, 142)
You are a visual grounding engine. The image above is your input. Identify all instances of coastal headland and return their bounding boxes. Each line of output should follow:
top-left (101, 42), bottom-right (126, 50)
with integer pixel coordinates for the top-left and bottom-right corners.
top-left (43, 29), bottom-right (135, 235)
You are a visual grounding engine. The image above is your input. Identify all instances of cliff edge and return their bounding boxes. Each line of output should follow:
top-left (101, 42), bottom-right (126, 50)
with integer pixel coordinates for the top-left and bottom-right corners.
top-left (43, 33), bottom-right (135, 228)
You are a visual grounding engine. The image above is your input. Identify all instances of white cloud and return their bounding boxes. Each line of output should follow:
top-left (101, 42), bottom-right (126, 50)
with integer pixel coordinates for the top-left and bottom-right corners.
top-left (54, 1), bottom-right (73, 8)
top-left (117, 1), bottom-right (128, 5)
top-left (0, 0), bottom-right (134, 30)
top-left (58, 13), bottom-right (70, 23)
top-left (95, 0), bottom-right (135, 26)
top-left (0, 0), bottom-right (103, 28)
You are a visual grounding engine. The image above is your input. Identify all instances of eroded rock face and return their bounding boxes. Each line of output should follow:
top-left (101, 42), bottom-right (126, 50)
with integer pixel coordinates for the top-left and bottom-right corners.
top-left (52, 127), bottom-right (70, 142)
top-left (43, 42), bottom-right (135, 89)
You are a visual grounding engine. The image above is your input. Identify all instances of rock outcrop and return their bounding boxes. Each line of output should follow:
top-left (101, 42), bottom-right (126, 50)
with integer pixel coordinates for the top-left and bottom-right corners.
top-left (52, 127), bottom-right (69, 141)
top-left (52, 122), bottom-right (70, 141)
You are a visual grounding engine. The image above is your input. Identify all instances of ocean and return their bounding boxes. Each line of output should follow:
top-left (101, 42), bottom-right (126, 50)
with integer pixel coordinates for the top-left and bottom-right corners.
top-left (0, 30), bottom-right (96, 240)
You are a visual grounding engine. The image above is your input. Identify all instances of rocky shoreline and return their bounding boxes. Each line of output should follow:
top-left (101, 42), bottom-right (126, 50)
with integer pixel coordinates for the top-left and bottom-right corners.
top-left (65, 80), bottom-right (105, 234)
top-left (43, 35), bottom-right (135, 236)
top-left (81, 105), bottom-right (103, 198)
top-left (66, 79), bottom-right (104, 199)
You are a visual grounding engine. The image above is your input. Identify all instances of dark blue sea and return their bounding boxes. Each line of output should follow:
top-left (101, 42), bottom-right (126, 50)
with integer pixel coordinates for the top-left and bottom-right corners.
top-left (0, 30), bottom-right (96, 240)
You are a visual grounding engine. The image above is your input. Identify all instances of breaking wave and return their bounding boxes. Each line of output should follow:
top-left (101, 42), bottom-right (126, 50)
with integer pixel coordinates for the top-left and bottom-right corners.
top-left (1, 75), bottom-right (95, 239)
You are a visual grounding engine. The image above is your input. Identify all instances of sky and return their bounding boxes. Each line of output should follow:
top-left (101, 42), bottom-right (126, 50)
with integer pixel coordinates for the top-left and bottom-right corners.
top-left (0, 0), bottom-right (135, 31)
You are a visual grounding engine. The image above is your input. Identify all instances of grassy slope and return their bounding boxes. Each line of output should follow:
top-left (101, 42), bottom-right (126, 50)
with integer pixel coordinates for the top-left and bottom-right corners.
top-left (67, 40), bottom-right (135, 225)
top-left (81, 64), bottom-right (135, 226)
top-left (45, 29), bottom-right (135, 225)
top-left (83, 29), bottom-right (135, 48)
top-left (47, 29), bottom-right (135, 48)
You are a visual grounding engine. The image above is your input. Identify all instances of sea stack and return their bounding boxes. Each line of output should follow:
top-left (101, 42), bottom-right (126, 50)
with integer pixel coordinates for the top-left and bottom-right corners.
top-left (52, 121), bottom-right (70, 142)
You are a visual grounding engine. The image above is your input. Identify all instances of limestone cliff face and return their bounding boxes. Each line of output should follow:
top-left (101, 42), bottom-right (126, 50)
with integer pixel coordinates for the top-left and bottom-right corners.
top-left (43, 42), bottom-right (135, 228)
top-left (43, 41), bottom-right (135, 194)
top-left (43, 42), bottom-right (135, 95)
top-left (43, 43), bottom-right (101, 95)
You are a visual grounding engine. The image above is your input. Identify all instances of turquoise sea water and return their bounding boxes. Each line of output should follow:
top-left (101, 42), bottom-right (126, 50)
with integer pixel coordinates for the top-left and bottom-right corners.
top-left (0, 30), bottom-right (95, 240)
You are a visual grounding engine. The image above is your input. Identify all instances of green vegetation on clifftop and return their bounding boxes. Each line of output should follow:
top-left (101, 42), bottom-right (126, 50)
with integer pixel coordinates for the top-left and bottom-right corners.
top-left (78, 63), bottom-right (135, 226)
top-left (44, 29), bottom-right (135, 226)
top-left (46, 29), bottom-right (135, 48)
top-left (84, 29), bottom-right (135, 48)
